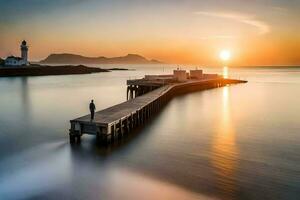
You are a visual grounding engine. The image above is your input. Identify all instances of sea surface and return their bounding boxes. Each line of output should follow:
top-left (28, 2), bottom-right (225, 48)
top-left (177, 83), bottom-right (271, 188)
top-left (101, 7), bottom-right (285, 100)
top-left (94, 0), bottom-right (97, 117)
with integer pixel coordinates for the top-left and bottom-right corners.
top-left (0, 65), bottom-right (299, 200)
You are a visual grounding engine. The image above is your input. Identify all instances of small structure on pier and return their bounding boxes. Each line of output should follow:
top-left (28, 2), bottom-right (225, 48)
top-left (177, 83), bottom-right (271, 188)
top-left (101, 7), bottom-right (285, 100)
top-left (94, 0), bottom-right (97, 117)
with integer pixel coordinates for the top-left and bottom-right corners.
top-left (126, 69), bottom-right (218, 99)
top-left (173, 69), bottom-right (187, 82)
top-left (190, 69), bottom-right (203, 79)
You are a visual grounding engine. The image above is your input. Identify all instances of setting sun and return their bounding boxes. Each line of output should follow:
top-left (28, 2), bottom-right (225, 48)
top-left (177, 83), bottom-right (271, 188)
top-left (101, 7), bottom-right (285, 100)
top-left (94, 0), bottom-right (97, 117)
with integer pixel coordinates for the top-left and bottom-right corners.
top-left (220, 50), bottom-right (232, 61)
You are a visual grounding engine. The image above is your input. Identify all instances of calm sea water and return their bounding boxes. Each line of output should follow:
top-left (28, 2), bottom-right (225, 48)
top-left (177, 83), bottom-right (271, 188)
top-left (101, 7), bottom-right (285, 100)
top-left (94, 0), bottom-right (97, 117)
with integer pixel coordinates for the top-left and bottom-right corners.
top-left (0, 65), bottom-right (299, 200)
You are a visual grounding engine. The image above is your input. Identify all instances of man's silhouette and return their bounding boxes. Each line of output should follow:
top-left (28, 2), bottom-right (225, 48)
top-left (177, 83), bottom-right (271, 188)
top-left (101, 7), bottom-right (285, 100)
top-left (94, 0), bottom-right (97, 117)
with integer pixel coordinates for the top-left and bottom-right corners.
top-left (89, 100), bottom-right (96, 121)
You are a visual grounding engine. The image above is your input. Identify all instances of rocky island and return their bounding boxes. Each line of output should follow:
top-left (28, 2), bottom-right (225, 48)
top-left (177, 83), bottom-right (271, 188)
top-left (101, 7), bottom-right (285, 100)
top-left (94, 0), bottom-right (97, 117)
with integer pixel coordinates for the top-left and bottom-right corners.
top-left (40, 53), bottom-right (162, 65)
top-left (0, 64), bottom-right (114, 77)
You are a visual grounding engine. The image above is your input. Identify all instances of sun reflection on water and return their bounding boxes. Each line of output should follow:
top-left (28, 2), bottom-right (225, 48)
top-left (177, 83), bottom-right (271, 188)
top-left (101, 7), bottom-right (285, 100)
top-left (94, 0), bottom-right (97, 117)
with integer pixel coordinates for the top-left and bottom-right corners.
top-left (211, 86), bottom-right (239, 199)
top-left (223, 66), bottom-right (229, 79)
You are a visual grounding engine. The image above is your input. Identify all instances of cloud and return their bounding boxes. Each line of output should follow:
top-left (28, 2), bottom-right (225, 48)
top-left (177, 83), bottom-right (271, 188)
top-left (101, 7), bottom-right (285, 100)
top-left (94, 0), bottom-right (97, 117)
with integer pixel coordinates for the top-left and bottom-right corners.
top-left (194, 11), bottom-right (270, 35)
top-left (271, 6), bottom-right (288, 12)
top-left (199, 35), bottom-right (236, 40)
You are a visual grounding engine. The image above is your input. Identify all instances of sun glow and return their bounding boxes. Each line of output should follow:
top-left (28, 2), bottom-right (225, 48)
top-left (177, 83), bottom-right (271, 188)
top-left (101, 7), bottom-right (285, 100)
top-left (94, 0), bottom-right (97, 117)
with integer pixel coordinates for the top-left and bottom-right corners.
top-left (211, 86), bottom-right (238, 196)
top-left (219, 50), bottom-right (231, 61)
top-left (223, 66), bottom-right (229, 79)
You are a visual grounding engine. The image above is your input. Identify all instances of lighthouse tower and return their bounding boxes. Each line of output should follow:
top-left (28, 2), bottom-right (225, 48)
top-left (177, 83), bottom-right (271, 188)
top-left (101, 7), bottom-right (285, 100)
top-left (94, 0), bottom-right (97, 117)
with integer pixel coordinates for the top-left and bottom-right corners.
top-left (20, 40), bottom-right (28, 65)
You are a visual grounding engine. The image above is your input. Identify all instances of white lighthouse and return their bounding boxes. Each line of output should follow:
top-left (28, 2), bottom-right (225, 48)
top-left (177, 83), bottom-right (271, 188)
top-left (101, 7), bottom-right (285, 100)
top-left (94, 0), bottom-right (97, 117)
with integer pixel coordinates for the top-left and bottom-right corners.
top-left (4, 40), bottom-right (29, 66)
top-left (20, 40), bottom-right (28, 65)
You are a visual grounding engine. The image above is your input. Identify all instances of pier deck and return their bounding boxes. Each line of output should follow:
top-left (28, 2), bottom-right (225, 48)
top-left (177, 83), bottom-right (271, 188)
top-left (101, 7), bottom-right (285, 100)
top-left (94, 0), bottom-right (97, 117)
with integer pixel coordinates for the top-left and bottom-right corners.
top-left (69, 78), bottom-right (247, 144)
top-left (72, 85), bottom-right (170, 126)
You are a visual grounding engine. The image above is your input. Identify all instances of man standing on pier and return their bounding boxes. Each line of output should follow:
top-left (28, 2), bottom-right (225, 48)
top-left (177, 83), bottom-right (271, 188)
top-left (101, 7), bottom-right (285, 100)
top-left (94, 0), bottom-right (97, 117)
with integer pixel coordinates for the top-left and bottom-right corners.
top-left (89, 100), bottom-right (96, 121)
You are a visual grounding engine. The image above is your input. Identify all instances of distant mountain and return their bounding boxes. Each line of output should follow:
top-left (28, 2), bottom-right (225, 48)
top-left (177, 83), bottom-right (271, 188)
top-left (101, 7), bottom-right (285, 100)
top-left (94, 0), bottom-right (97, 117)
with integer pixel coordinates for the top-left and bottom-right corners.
top-left (40, 53), bottom-right (163, 64)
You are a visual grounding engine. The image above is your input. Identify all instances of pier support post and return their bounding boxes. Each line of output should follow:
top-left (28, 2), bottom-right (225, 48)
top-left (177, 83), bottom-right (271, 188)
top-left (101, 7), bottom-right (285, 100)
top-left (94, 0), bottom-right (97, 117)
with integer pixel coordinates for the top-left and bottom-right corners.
top-left (69, 122), bottom-right (81, 144)
top-left (147, 106), bottom-right (150, 119)
top-left (69, 134), bottom-right (75, 143)
top-left (142, 108), bottom-right (146, 122)
top-left (137, 110), bottom-right (141, 125)
top-left (96, 131), bottom-right (101, 143)
top-left (127, 86), bottom-right (129, 100)
top-left (125, 118), bottom-right (129, 134)
top-left (130, 89), bottom-right (133, 99)
top-left (120, 119), bottom-right (124, 138)
top-left (111, 124), bottom-right (115, 142)
top-left (131, 113), bottom-right (134, 129)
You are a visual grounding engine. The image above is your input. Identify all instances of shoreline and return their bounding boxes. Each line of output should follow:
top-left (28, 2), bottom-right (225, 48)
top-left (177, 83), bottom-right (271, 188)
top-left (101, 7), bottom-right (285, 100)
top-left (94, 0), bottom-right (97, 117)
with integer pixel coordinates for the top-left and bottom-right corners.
top-left (0, 64), bottom-right (129, 77)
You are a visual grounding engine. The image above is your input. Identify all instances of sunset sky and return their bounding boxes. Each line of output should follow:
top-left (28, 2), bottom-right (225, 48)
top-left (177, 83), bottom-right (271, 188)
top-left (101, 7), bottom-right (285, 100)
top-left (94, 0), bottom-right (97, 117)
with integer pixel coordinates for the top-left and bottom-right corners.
top-left (0, 0), bottom-right (299, 66)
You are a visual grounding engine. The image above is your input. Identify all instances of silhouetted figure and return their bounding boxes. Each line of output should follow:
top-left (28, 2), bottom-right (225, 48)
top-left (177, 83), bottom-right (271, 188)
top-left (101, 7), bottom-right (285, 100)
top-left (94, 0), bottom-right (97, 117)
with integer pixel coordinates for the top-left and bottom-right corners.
top-left (89, 100), bottom-right (96, 121)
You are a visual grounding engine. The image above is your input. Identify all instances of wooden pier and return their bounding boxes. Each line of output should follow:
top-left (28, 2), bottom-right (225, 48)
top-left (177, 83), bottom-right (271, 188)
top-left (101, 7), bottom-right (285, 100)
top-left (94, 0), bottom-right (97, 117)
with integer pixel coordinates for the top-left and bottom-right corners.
top-left (69, 77), bottom-right (247, 144)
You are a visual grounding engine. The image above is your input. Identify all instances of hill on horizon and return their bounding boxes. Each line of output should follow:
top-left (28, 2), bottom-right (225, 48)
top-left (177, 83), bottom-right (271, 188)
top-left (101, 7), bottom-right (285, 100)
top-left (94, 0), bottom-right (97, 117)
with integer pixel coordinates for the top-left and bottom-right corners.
top-left (40, 53), bottom-right (163, 64)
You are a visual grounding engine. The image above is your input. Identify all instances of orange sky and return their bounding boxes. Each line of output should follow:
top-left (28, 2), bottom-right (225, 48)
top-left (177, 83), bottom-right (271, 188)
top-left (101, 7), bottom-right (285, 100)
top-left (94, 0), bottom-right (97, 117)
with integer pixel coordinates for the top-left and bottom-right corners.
top-left (0, 0), bottom-right (299, 66)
